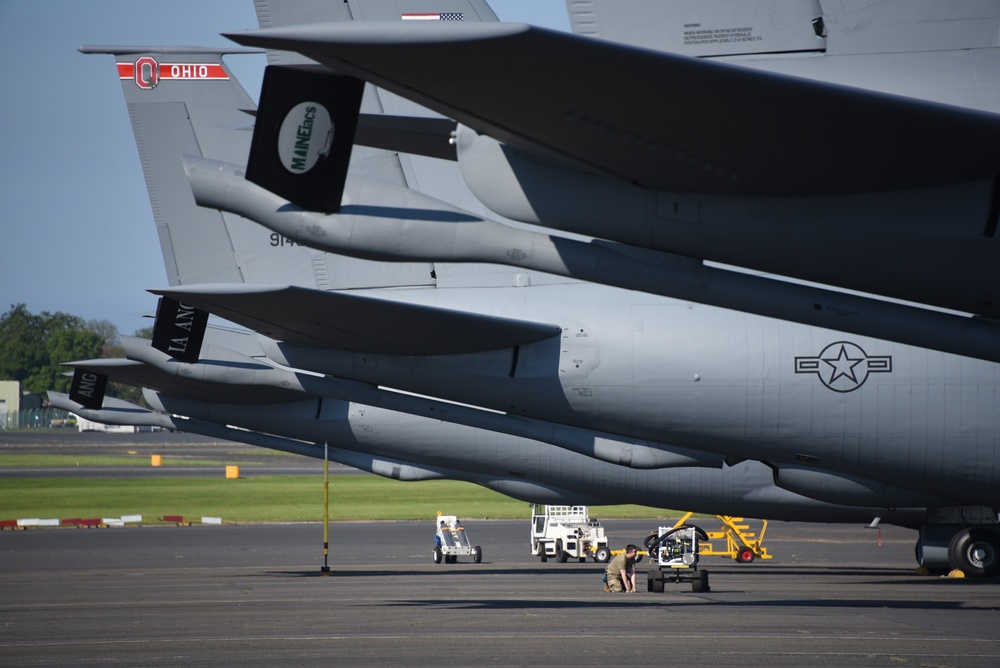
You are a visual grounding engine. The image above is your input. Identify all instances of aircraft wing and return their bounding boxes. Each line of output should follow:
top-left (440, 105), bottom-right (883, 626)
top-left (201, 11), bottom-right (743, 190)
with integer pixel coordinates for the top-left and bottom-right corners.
top-left (227, 21), bottom-right (1000, 197)
top-left (62, 357), bottom-right (306, 404)
top-left (151, 284), bottom-right (561, 355)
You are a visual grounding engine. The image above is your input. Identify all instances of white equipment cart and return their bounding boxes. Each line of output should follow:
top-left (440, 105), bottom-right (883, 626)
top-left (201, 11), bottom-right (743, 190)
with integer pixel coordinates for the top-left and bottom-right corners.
top-left (645, 524), bottom-right (711, 592)
top-left (433, 514), bottom-right (482, 564)
top-left (530, 504), bottom-right (612, 563)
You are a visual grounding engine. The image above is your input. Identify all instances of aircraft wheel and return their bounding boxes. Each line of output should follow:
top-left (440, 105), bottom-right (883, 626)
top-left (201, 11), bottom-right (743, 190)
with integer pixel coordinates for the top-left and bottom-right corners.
top-left (595, 546), bottom-right (611, 563)
top-left (949, 528), bottom-right (1000, 577)
top-left (647, 568), bottom-right (665, 593)
top-left (736, 547), bottom-right (755, 563)
top-left (556, 540), bottom-right (568, 563)
top-left (432, 547), bottom-right (442, 564)
top-left (540, 554), bottom-right (547, 563)
top-left (472, 546), bottom-right (482, 564)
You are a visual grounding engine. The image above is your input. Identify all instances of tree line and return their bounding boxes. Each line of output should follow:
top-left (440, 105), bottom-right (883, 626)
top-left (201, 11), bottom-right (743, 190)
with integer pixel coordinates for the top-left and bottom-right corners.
top-left (0, 303), bottom-right (149, 405)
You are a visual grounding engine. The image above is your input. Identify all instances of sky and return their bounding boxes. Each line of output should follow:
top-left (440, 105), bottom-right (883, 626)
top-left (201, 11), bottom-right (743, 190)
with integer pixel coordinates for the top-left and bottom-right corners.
top-left (0, 1), bottom-right (571, 337)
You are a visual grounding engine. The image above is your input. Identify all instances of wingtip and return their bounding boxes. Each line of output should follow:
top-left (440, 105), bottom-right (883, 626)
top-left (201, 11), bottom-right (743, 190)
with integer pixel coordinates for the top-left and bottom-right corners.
top-left (224, 20), bottom-right (530, 50)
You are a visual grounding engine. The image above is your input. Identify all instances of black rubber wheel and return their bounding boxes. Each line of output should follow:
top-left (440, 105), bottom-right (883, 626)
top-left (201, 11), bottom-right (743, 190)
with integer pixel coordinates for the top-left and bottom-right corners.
top-left (648, 569), bottom-right (664, 593)
top-left (432, 547), bottom-right (442, 564)
top-left (472, 546), bottom-right (482, 564)
top-left (948, 528), bottom-right (1000, 577)
top-left (595, 546), bottom-right (611, 563)
top-left (692, 570), bottom-right (710, 592)
top-left (556, 540), bottom-right (568, 563)
top-left (736, 547), bottom-right (755, 563)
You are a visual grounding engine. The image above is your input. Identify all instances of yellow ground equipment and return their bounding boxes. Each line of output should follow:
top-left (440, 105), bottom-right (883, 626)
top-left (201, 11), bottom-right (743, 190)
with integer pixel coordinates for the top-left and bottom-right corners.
top-left (674, 512), bottom-right (772, 563)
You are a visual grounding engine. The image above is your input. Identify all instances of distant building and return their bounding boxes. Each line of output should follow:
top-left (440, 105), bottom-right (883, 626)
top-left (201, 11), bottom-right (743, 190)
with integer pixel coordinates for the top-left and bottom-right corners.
top-left (0, 380), bottom-right (39, 429)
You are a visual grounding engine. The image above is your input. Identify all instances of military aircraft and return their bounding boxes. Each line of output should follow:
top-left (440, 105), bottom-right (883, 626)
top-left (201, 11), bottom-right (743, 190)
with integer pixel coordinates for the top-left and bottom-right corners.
top-left (223, 0), bottom-right (1000, 365)
top-left (64, 1), bottom-right (1000, 577)
top-left (54, 41), bottom-right (929, 546)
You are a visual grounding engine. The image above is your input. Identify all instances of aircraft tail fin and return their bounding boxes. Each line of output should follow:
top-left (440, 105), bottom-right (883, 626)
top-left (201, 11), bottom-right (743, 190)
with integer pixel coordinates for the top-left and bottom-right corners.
top-left (68, 367), bottom-right (108, 410)
top-left (246, 65), bottom-right (364, 213)
top-left (82, 45), bottom-right (436, 291)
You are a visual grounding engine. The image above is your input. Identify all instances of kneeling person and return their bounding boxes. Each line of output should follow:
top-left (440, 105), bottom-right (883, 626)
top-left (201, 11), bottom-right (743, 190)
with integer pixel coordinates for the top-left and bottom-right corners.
top-left (604, 544), bottom-right (638, 593)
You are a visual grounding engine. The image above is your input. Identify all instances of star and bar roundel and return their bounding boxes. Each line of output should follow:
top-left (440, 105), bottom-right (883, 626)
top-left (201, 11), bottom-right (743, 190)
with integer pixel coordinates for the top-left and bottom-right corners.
top-left (795, 341), bottom-right (892, 393)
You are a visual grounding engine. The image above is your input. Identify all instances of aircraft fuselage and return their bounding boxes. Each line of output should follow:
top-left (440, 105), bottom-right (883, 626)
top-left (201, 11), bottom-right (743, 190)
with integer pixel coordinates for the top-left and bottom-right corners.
top-left (264, 282), bottom-right (1000, 507)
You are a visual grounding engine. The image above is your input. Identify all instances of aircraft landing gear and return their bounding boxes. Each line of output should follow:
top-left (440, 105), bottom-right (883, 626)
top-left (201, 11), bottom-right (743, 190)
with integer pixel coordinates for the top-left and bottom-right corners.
top-left (948, 528), bottom-right (1000, 577)
top-left (915, 512), bottom-right (1000, 577)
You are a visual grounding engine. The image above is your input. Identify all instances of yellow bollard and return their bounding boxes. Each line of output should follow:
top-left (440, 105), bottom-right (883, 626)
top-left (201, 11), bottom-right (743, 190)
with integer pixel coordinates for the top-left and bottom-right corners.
top-left (226, 465), bottom-right (240, 479)
top-left (151, 455), bottom-right (162, 467)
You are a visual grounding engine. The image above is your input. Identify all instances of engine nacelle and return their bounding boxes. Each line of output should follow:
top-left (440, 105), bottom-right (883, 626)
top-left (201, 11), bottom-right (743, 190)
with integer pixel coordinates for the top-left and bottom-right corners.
top-left (455, 124), bottom-right (699, 233)
top-left (773, 465), bottom-right (947, 508)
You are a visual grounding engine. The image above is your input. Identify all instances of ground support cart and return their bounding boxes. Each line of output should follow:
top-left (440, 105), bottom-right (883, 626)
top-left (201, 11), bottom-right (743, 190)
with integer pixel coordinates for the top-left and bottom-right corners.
top-left (433, 514), bottom-right (482, 564)
top-left (675, 512), bottom-right (772, 563)
top-left (645, 525), bottom-right (711, 593)
top-left (530, 505), bottom-right (612, 563)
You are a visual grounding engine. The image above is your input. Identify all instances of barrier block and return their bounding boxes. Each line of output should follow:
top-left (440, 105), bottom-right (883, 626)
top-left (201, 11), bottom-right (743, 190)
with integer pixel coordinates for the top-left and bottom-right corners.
top-left (76, 518), bottom-right (102, 527)
top-left (201, 516), bottom-right (223, 525)
top-left (121, 515), bottom-right (142, 524)
top-left (162, 515), bottom-right (184, 523)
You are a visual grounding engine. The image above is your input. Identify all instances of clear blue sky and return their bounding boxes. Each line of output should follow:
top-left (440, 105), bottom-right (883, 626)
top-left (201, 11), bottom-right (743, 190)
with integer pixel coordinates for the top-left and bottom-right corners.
top-left (0, 1), bottom-right (570, 337)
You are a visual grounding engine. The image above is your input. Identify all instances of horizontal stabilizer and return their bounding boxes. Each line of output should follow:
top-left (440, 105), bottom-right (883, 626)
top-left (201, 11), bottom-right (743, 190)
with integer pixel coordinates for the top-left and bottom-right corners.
top-left (150, 284), bottom-right (562, 354)
top-left (246, 65), bottom-right (364, 212)
top-left (229, 21), bottom-right (1000, 196)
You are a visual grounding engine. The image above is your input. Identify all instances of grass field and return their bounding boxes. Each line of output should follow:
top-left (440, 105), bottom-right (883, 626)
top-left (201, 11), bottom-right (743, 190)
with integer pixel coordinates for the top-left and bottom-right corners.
top-left (0, 468), bottom-right (681, 523)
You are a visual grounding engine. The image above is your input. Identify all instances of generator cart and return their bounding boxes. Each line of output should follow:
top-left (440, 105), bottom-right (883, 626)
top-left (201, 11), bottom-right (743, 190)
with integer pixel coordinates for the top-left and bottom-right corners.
top-left (433, 514), bottom-right (482, 564)
top-left (645, 524), bottom-right (711, 592)
top-left (530, 504), bottom-right (612, 563)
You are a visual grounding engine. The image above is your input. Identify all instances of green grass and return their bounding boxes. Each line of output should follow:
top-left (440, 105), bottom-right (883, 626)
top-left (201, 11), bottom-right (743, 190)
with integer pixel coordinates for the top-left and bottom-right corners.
top-left (0, 476), bottom-right (678, 523)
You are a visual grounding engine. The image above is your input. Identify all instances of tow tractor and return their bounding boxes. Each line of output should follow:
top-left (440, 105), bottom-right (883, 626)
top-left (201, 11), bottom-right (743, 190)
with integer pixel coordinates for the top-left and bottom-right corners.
top-left (530, 504), bottom-right (612, 563)
top-left (433, 513), bottom-right (482, 564)
top-left (645, 524), bottom-right (711, 592)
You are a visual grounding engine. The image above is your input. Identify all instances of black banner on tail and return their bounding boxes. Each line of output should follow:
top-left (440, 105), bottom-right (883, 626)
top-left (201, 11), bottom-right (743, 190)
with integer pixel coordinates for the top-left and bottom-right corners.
top-left (69, 368), bottom-right (108, 410)
top-left (151, 296), bottom-right (208, 363)
top-left (246, 65), bottom-right (364, 213)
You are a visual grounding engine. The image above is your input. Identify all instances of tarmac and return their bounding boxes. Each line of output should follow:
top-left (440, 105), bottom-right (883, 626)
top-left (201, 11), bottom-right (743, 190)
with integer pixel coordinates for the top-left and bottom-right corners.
top-left (2, 432), bottom-right (1000, 665)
